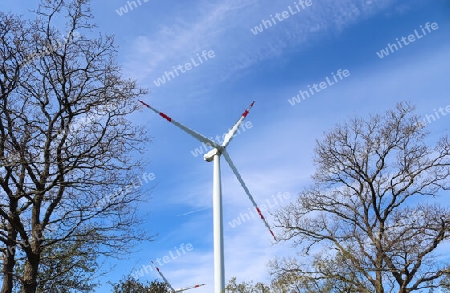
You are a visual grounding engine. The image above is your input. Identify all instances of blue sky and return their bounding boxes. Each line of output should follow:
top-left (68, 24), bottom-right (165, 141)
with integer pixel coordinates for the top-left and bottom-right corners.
top-left (3, 0), bottom-right (450, 292)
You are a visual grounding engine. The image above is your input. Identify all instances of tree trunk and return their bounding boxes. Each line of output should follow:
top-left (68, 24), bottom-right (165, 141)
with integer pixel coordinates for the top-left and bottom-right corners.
top-left (21, 256), bottom-right (39, 293)
top-left (1, 223), bottom-right (17, 293)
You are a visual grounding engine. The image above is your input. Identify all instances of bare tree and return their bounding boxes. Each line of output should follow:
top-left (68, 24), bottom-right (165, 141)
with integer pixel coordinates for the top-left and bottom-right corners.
top-left (272, 103), bottom-right (450, 293)
top-left (0, 11), bottom-right (27, 293)
top-left (0, 1), bottom-right (152, 292)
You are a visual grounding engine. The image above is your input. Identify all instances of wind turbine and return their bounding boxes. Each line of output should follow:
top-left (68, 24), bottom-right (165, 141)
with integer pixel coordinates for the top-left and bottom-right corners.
top-left (139, 100), bottom-right (276, 293)
top-left (151, 260), bottom-right (205, 292)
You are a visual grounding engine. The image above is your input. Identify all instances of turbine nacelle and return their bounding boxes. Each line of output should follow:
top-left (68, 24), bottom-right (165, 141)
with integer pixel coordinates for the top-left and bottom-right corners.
top-left (204, 147), bottom-right (222, 162)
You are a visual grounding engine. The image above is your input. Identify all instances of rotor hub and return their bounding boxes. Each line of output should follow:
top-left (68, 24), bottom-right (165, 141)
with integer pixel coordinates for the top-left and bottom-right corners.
top-left (204, 148), bottom-right (221, 162)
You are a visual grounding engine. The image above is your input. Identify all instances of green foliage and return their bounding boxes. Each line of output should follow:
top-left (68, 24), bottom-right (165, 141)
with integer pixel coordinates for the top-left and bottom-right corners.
top-left (225, 277), bottom-right (271, 293)
top-left (110, 276), bottom-right (169, 293)
top-left (35, 235), bottom-right (99, 293)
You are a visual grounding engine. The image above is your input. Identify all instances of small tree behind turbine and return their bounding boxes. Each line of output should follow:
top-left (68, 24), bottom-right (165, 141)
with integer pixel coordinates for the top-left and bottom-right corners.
top-left (151, 261), bottom-right (205, 292)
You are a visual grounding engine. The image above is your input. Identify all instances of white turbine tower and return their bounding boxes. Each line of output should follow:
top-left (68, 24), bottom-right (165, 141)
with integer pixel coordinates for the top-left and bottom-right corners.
top-left (151, 260), bottom-right (206, 292)
top-left (139, 100), bottom-right (276, 293)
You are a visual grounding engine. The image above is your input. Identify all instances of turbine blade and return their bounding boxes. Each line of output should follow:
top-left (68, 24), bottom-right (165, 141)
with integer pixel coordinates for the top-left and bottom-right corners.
top-left (221, 150), bottom-right (277, 240)
top-left (221, 101), bottom-right (255, 148)
top-left (151, 261), bottom-right (176, 292)
top-left (139, 100), bottom-right (219, 149)
top-left (175, 284), bottom-right (206, 292)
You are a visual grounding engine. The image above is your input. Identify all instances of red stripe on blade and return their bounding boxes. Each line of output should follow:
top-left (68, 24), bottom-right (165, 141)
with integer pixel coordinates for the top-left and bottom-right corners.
top-left (243, 110), bottom-right (249, 117)
top-left (159, 112), bottom-right (172, 122)
top-left (256, 207), bottom-right (265, 219)
top-left (139, 100), bottom-right (150, 108)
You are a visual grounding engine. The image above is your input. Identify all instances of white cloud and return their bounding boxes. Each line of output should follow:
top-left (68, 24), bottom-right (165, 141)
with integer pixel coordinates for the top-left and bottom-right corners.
top-left (122, 0), bottom-right (399, 88)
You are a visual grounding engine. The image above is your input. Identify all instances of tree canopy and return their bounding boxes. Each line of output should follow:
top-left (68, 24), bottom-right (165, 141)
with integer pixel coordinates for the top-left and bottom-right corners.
top-left (272, 102), bottom-right (450, 293)
top-left (110, 276), bottom-right (169, 293)
top-left (0, 1), bottom-right (151, 292)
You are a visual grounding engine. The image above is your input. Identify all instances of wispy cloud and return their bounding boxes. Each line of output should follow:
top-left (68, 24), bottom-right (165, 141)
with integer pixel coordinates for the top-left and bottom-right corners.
top-left (122, 0), bottom-right (399, 88)
top-left (177, 207), bottom-right (210, 217)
